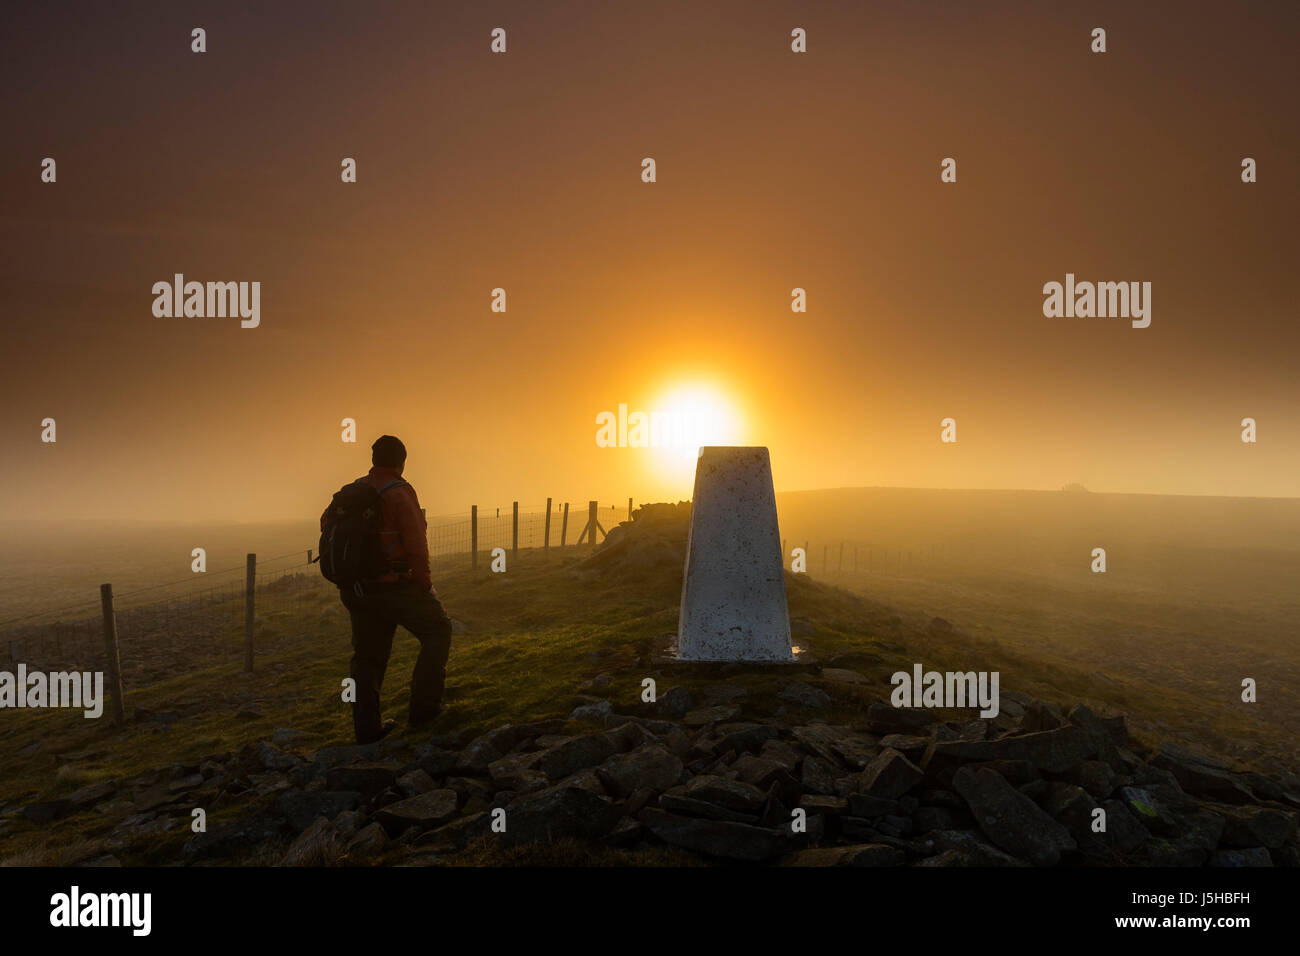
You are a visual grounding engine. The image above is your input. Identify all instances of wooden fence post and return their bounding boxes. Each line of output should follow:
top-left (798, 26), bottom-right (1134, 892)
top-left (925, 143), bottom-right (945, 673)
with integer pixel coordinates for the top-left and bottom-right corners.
top-left (560, 502), bottom-right (570, 546)
top-left (627, 497), bottom-right (633, 521)
top-left (544, 497), bottom-right (552, 552)
top-left (588, 500), bottom-right (599, 544)
top-left (98, 583), bottom-right (126, 724)
top-left (244, 554), bottom-right (256, 672)
top-left (512, 501), bottom-right (519, 562)
top-left (471, 505), bottom-right (479, 569)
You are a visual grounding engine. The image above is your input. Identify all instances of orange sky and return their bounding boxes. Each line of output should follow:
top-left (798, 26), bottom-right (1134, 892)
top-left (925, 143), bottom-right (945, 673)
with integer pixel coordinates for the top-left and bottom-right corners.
top-left (2, 0), bottom-right (1297, 521)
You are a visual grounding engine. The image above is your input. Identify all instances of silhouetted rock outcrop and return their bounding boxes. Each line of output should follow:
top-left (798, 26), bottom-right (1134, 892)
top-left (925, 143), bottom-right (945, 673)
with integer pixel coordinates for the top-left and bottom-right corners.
top-left (51, 676), bottom-right (1285, 868)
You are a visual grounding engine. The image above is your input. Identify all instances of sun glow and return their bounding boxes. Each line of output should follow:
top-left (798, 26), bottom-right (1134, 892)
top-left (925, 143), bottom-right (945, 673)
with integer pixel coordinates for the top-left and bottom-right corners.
top-left (646, 382), bottom-right (746, 488)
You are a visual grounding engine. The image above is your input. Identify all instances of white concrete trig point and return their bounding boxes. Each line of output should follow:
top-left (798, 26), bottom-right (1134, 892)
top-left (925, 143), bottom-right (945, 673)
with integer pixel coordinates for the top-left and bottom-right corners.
top-left (677, 446), bottom-right (794, 661)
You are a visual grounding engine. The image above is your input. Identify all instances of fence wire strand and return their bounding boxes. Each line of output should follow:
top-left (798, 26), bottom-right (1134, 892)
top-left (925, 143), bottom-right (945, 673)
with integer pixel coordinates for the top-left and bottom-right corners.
top-left (0, 501), bottom-right (635, 691)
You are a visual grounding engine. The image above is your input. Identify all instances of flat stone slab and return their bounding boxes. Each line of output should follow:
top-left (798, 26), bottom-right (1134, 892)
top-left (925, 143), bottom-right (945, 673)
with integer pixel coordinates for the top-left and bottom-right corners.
top-left (373, 789), bottom-right (459, 835)
top-left (683, 705), bottom-right (741, 727)
top-left (952, 767), bottom-right (1076, 866)
top-left (638, 808), bottom-right (787, 861)
top-left (651, 632), bottom-right (817, 671)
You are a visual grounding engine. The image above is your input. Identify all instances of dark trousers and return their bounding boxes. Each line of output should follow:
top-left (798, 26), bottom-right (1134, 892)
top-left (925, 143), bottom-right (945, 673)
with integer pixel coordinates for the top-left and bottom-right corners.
top-left (340, 584), bottom-right (453, 744)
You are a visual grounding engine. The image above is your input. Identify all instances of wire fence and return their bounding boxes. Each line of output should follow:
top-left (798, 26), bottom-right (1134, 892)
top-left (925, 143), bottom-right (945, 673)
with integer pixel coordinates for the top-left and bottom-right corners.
top-left (0, 500), bottom-right (633, 696)
top-left (0, 552), bottom-right (335, 692)
top-left (427, 501), bottom-right (629, 562)
top-left (780, 539), bottom-right (956, 578)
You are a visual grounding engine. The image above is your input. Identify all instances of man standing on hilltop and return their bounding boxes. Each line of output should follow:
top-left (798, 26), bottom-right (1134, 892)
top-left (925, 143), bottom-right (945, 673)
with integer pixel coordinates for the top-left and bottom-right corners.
top-left (319, 435), bottom-right (452, 744)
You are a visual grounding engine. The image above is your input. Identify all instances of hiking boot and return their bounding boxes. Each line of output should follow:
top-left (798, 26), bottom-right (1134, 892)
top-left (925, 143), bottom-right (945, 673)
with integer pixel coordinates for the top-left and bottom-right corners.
top-left (409, 706), bottom-right (442, 730)
top-left (358, 719), bottom-right (397, 745)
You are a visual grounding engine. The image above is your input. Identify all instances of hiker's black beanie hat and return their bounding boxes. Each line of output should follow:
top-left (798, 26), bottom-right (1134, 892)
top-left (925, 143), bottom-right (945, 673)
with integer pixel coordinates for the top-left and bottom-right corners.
top-left (371, 434), bottom-right (407, 468)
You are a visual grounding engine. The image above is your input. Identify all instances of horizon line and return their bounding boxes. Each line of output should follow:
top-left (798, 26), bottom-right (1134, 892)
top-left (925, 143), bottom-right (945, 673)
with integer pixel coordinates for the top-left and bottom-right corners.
top-left (5, 483), bottom-right (1300, 525)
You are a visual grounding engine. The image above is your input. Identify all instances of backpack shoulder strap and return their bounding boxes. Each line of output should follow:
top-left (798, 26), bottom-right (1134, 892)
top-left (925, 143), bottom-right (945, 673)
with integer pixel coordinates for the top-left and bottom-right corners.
top-left (377, 479), bottom-right (408, 494)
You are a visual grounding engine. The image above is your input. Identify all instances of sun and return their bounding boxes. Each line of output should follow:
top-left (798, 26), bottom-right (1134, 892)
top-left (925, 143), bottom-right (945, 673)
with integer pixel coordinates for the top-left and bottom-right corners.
top-left (646, 382), bottom-right (745, 488)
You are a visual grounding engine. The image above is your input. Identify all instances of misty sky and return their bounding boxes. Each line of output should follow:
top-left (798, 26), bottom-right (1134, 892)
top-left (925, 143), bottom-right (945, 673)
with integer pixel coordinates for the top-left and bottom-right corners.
top-left (2, 0), bottom-right (1297, 522)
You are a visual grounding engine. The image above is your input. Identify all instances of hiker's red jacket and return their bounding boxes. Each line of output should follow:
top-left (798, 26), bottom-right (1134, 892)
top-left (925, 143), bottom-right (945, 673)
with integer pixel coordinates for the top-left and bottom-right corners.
top-left (320, 466), bottom-right (432, 592)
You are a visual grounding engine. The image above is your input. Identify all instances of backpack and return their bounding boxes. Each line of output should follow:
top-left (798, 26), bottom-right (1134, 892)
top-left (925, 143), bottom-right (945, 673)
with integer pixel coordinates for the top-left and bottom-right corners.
top-left (318, 477), bottom-right (407, 590)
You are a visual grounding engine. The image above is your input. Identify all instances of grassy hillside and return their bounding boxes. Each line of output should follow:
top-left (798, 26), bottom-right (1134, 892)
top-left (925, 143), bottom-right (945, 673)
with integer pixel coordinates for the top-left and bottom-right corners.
top-left (1, 526), bottom-right (1294, 864)
top-left (777, 487), bottom-right (1300, 770)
